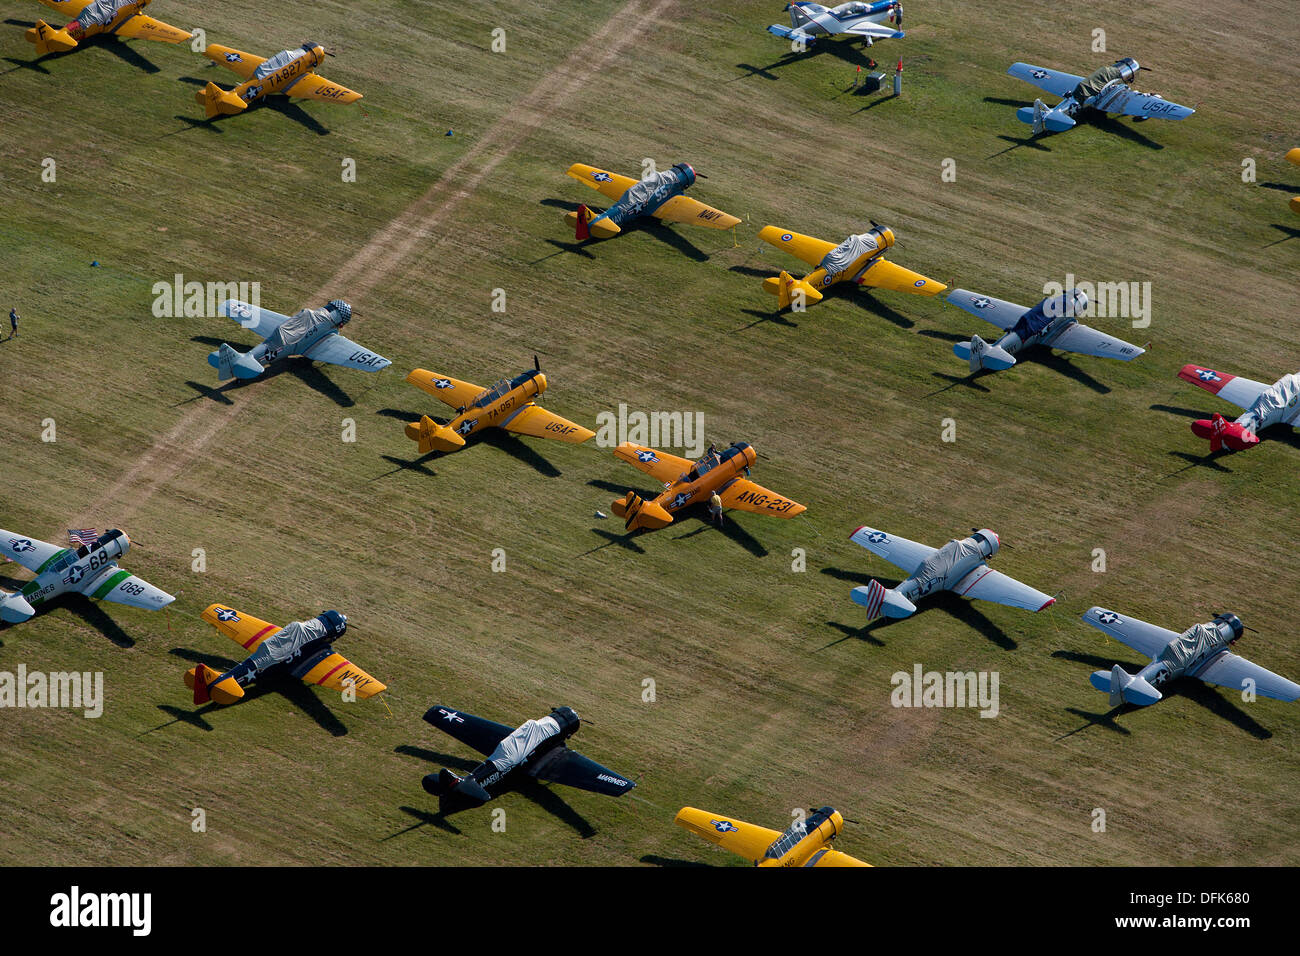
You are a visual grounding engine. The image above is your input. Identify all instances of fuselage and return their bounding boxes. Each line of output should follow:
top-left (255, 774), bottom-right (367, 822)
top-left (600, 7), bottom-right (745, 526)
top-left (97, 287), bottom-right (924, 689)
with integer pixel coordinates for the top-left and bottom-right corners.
top-left (11, 529), bottom-right (132, 610)
top-left (235, 43), bottom-right (327, 105)
top-left (899, 530), bottom-right (999, 601)
top-left (593, 163), bottom-right (696, 231)
top-left (756, 807), bottom-right (846, 867)
top-left (655, 442), bottom-right (756, 518)
top-left (785, 1), bottom-right (902, 38)
top-left (803, 225), bottom-right (896, 291)
top-left (993, 290), bottom-right (1089, 357)
top-left (446, 369), bottom-right (549, 439)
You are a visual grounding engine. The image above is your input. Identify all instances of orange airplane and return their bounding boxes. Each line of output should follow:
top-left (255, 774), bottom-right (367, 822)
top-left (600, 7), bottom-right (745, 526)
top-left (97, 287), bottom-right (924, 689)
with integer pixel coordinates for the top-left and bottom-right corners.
top-left (26, 0), bottom-right (191, 55)
top-left (195, 41), bottom-right (362, 119)
top-left (404, 359), bottom-right (594, 454)
top-left (610, 440), bottom-right (806, 532)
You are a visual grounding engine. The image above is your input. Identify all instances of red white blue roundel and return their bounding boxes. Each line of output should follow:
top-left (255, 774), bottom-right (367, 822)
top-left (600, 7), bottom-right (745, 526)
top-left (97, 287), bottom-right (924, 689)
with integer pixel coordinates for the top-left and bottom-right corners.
top-left (593, 171), bottom-right (612, 183)
top-left (781, 233), bottom-right (793, 241)
top-left (866, 530), bottom-right (888, 544)
top-left (215, 607), bottom-right (240, 622)
top-left (10, 538), bottom-right (34, 553)
top-left (711, 819), bottom-right (738, 833)
top-left (1097, 610), bottom-right (1121, 626)
top-left (1197, 369), bottom-right (1221, 382)
top-left (434, 378), bottom-right (453, 389)
top-left (914, 279), bottom-right (926, 287)
top-left (635, 449), bottom-right (659, 463)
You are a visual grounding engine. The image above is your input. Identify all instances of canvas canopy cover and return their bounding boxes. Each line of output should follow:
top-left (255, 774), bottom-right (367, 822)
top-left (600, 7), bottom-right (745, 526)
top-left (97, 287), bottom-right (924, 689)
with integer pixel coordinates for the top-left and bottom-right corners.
top-left (486, 715), bottom-right (561, 773)
top-left (620, 167), bottom-right (685, 213)
top-left (1011, 300), bottom-right (1057, 340)
top-left (911, 538), bottom-right (982, 592)
top-left (254, 47), bottom-right (309, 80)
top-left (819, 233), bottom-right (879, 276)
top-left (262, 306), bottom-right (334, 354)
top-left (248, 617), bottom-right (329, 668)
top-left (1157, 622), bottom-right (1220, 672)
top-left (1244, 372), bottom-right (1300, 429)
top-left (1072, 64), bottom-right (1125, 102)
top-left (75, 0), bottom-right (132, 27)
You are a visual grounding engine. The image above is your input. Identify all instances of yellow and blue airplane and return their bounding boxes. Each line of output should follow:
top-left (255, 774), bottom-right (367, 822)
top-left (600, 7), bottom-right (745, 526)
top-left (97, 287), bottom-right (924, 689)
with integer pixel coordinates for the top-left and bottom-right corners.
top-left (195, 41), bottom-right (362, 118)
top-left (564, 162), bottom-right (740, 240)
top-left (675, 805), bottom-right (872, 866)
top-left (25, 0), bottom-right (191, 56)
top-left (758, 221), bottom-right (945, 309)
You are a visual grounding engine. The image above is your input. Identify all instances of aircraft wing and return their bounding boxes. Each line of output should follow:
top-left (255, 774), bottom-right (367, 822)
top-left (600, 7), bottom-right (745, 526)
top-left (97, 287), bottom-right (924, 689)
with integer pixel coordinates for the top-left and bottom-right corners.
top-left (945, 288), bottom-right (1027, 330)
top-left (285, 72), bottom-right (363, 104)
top-left (201, 603), bottom-right (282, 652)
top-left (614, 442), bottom-right (696, 484)
top-left (1048, 323), bottom-right (1145, 361)
top-left (0, 531), bottom-right (64, 574)
top-left (674, 807), bottom-right (781, 862)
top-left (114, 14), bottom-right (192, 43)
top-left (37, 0), bottom-right (92, 15)
top-left (1007, 62), bottom-right (1083, 98)
top-left (406, 369), bottom-right (484, 408)
top-left (1192, 653), bottom-right (1300, 703)
top-left (1082, 606), bottom-right (1179, 659)
top-left (529, 748), bottom-right (636, 796)
top-left (300, 333), bottom-right (391, 372)
top-left (1177, 365), bottom-right (1271, 411)
top-left (423, 705), bottom-right (514, 757)
top-left (500, 405), bottom-right (594, 444)
top-left (651, 195), bottom-right (741, 230)
top-left (951, 565), bottom-right (1054, 611)
top-left (812, 848), bottom-right (873, 867)
top-left (849, 525), bottom-right (936, 576)
top-left (858, 257), bottom-right (946, 295)
top-left (759, 226), bottom-right (837, 267)
top-left (219, 299), bottom-right (291, 339)
top-left (718, 478), bottom-right (806, 518)
top-left (293, 650), bottom-right (386, 698)
top-left (1090, 85), bottom-right (1194, 120)
top-left (87, 569), bottom-right (175, 611)
top-left (203, 45), bottom-right (266, 80)
top-left (566, 164), bottom-right (639, 203)
top-left (842, 22), bottom-right (904, 40)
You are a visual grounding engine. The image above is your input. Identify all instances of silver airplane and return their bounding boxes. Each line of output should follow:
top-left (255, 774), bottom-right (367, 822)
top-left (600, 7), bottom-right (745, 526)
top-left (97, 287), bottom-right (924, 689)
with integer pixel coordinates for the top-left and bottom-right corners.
top-left (1082, 607), bottom-right (1300, 707)
top-left (207, 297), bottom-right (390, 381)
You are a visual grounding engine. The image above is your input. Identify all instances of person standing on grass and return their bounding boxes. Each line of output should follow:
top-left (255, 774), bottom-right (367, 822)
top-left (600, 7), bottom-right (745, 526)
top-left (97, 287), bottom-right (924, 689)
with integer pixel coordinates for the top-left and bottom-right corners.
top-left (8, 308), bottom-right (17, 339)
top-left (708, 491), bottom-right (724, 528)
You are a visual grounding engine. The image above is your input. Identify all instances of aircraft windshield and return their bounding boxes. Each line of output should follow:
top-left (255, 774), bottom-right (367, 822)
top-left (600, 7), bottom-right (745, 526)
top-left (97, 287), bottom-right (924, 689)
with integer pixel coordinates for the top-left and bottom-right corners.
top-left (470, 372), bottom-right (532, 409)
top-left (764, 808), bottom-right (834, 860)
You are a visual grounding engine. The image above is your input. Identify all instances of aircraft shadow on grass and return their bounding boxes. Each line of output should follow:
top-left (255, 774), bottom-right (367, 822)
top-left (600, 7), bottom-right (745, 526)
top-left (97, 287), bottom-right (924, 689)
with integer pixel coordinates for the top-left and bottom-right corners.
top-left (817, 566), bottom-right (1016, 650)
top-left (181, 339), bottom-right (356, 407)
top-left (2, 25), bottom-right (160, 75)
top-left (0, 591), bottom-right (136, 648)
top-left (582, 478), bottom-right (768, 558)
top-left (924, 345), bottom-right (1112, 398)
top-left (1264, 224), bottom-right (1300, 247)
top-left (639, 854), bottom-right (712, 868)
top-left (1152, 405), bottom-right (1300, 475)
top-left (734, 37), bottom-right (878, 81)
top-left (534, 198), bottom-right (710, 263)
top-left (725, 267), bottom-right (916, 330)
top-left (984, 98), bottom-right (1165, 154)
top-left (390, 744), bottom-right (597, 838)
top-left (148, 647), bottom-right (349, 736)
top-left (1050, 649), bottom-right (1272, 740)
top-left (172, 75), bottom-right (330, 136)
top-left (370, 408), bottom-right (562, 479)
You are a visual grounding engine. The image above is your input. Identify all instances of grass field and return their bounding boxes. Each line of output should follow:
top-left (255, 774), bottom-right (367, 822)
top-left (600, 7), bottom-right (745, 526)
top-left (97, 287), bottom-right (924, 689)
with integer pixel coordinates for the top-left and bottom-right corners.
top-left (0, 0), bottom-right (1297, 866)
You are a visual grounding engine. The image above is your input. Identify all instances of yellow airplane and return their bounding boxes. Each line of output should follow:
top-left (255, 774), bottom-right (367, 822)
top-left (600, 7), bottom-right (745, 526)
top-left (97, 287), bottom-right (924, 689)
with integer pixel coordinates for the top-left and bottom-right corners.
top-left (186, 604), bottom-right (385, 706)
top-left (195, 41), bottom-right (362, 119)
top-left (1287, 148), bottom-right (1300, 215)
top-left (26, 0), bottom-right (191, 56)
top-left (675, 805), bottom-right (872, 867)
top-left (404, 359), bottom-right (594, 454)
top-left (758, 221), bottom-right (946, 309)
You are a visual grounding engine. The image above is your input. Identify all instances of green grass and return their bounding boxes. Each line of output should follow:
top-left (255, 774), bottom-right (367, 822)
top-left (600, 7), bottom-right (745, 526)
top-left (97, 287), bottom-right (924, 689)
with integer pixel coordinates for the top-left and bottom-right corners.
top-left (0, 0), bottom-right (1297, 866)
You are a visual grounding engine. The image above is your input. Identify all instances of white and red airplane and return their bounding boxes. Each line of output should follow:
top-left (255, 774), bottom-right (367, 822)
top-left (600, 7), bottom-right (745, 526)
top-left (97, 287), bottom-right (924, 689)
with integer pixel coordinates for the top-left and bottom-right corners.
top-left (1178, 364), bottom-right (1300, 452)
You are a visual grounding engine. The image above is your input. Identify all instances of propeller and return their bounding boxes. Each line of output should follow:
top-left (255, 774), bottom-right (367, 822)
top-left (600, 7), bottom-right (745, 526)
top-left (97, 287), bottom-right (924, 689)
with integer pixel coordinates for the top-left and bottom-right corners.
top-left (533, 353), bottom-right (540, 372)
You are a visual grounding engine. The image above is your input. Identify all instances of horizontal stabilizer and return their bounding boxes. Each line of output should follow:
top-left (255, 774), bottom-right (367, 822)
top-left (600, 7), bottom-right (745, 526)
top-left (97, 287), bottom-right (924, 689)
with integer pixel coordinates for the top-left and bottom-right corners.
top-left (185, 663), bottom-right (244, 706)
top-left (850, 579), bottom-right (916, 620)
top-left (763, 271), bottom-right (823, 310)
top-left (405, 416), bottom-right (466, 454)
top-left (210, 343), bottom-right (264, 381)
top-left (955, 334), bottom-right (1016, 372)
top-left (1090, 665), bottom-right (1161, 707)
top-left (767, 24), bottom-right (811, 43)
top-left (0, 591), bottom-right (35, 624)
top-left (26, 21), bottom-right (77, 54)
top-left (196, 81), bottom-right (247, 119)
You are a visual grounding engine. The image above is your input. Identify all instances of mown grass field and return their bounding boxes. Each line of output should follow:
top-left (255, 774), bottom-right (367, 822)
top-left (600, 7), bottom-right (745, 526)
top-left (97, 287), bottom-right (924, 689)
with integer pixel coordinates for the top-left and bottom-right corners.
top-left (0, 0), bottom-right (1296, 866)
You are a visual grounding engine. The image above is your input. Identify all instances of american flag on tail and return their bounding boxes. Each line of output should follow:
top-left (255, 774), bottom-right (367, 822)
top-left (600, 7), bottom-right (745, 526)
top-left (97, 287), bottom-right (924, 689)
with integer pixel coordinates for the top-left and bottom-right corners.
top-left (68, 529), bottom-right (98, 547)
top-left (859, 579), bottom-right (887, 620)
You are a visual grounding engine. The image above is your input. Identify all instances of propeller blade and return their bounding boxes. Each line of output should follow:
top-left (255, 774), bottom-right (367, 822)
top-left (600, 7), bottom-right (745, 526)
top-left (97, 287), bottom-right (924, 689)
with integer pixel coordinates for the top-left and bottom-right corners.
top-left (533, 353), bottom-right (540, 371)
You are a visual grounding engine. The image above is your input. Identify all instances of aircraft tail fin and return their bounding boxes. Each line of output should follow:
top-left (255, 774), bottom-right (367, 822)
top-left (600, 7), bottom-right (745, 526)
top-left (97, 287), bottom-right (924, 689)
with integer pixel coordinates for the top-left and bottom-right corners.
top-left (763, 271), bottom-right (824, 310)
top-left (1190, 413), bottom-right (1259, 453)
top-left (1089, 665), bottom-right (1162, 707)
top-left (611, 492), bottom-right (673, 531)
top-left (850, 579), bottom-right (916, 620)
top-left (26, 20), bottom-right (78, 54)
top-left (1017, 99), bottom-right (1075, 133)
top-left (209, 343), bottom-right (264, 381)
top-left (953, 334), bottom-right (1016, 372)
top-left (196, 81), bottom-right (248, 119)
top-left (403, 415), bottom-right (466, 454)
top-left (0, 591), bottom-right (36, 624)
top-left (565, 205), bottom-right (619, 241)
